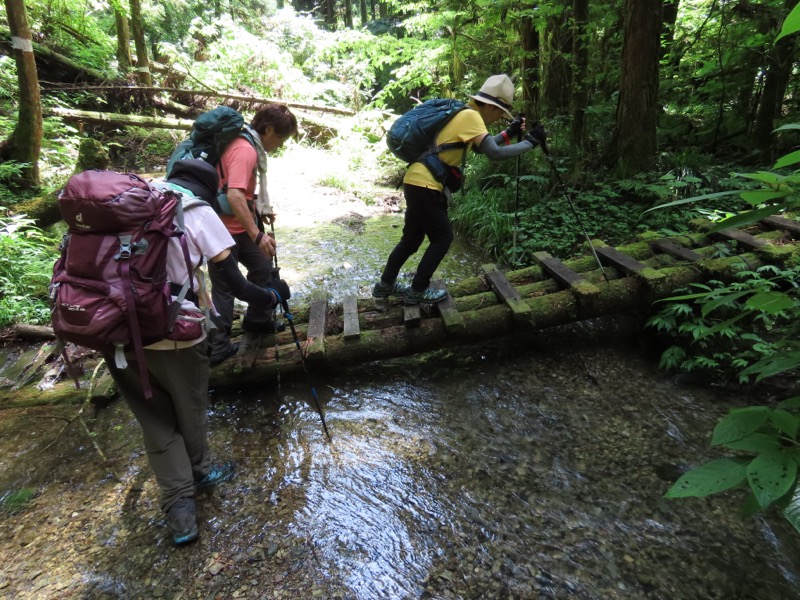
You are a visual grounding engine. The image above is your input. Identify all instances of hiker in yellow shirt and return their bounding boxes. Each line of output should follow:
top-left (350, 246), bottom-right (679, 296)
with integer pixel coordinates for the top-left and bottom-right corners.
top-left (373, 74), bottom-right (546, 305)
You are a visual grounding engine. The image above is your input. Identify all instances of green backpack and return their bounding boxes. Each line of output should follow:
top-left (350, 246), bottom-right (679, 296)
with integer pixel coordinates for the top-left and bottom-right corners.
top-left (165, 107), bottom-right (257, 213)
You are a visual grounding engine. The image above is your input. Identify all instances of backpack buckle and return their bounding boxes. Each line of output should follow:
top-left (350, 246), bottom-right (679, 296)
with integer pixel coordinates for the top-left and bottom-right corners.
top-left (115, 235), bottom-right (133, 260)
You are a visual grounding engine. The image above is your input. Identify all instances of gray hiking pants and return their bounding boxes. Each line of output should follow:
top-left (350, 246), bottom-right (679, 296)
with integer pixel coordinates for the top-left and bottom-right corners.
top-left (207, 230), bottom-right (276, 358)
top-left (106, 341), bottom-right (210, 513)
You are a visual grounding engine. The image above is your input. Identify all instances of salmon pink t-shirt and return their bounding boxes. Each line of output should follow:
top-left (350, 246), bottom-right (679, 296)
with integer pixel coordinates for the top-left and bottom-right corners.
top-left (218, 137), bottom-right (258, 235)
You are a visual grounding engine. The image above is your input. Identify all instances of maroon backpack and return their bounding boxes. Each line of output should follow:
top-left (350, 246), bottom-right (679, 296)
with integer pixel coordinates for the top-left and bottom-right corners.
top-left (50, 170), bottom-right (195, 399)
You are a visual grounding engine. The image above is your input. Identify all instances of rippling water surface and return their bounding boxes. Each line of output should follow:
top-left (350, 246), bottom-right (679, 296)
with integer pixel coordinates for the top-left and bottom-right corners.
top-left (1, 204), bottom-right (799, 598)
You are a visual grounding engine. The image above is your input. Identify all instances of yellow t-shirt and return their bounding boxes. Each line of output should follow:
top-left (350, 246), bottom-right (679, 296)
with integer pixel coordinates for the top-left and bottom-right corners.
top-left (404, 105), bottom-right (488, 191)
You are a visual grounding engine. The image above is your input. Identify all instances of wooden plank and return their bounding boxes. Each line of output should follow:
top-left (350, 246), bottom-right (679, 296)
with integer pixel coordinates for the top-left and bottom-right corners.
top-left (650, 239), bottom-right (703, 262)
top-left (403, 304), bottom-right (421, 328)
top-left (306, 293), bottom-right (328, 358)
top-left (712, 228), bottom-right (768, 250)
top-left (533, 251), bottom-right (585, 287)
top-left (480, 264), bottom-right (531, 319)
top-left (234, 331), bottom-right (260, 372)
top-left (432, 280), bottom-right (464, 333)
top-left (342, 295), bottom-right (361, 340)
top-left (761, 215), bottom-right (800, 237)
top-left (595, 246), bottom-right (647, 275)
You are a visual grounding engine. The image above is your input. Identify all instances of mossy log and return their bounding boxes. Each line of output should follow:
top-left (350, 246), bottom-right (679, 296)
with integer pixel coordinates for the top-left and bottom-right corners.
top-left (2, 221), bottom-right (798, 408)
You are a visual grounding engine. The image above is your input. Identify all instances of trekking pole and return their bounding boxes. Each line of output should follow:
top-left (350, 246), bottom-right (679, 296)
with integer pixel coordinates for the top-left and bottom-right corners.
top-left (512, 113), bottom-right (523, 267)
top-left (539, 141), bottom-right (610, 283)
top-left (281, 300), bottom-right (332, 442)
top-left (268, 219), bottom-right (281, 396)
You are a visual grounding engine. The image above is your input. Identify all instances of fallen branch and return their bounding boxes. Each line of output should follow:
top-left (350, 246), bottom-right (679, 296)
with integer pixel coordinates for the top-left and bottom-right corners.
top-left (45, 107), bottom-right (195, 130)
top-left (40, 84), bottom-right (357, 116)
top-left (42, 360), bottom-right (108, 462)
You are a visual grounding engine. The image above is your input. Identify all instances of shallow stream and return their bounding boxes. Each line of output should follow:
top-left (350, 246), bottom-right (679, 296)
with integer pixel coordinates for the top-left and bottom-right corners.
top-left (0, 162), bottom-right (799, 598)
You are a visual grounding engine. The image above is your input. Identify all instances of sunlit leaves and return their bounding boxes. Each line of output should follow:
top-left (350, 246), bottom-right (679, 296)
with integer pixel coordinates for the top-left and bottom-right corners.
top-left (711, 407), bottom-right (771, 446)
top-left (776, 2), bottom-right (800, 42)
top-left (748, 451), bottom-right (797, 509)
top-left (665, 458), bottom-right (749, 498)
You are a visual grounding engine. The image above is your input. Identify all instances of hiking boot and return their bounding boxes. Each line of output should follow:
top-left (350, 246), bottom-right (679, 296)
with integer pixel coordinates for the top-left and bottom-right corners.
top-left (242, 317), bottom-right (286, 334)
top-left (195, 461), bottom-right (236, 490)
top-left (209, 342), bottom-right (240, 367)
top-left (404, 286), bottom-right (447, 305)
top-left (372, 280), bottom-right (408, 299)
top-left (166, 497), bottom-right (198, 545)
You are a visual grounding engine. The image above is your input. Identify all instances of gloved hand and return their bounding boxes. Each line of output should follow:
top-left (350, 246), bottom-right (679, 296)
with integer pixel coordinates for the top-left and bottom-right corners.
top-left (504, 117), bottom-right (524, 141)
top-left (525, 123), bottom-right (547, 147)
top-left (266, 279), bottom-right (291, 305)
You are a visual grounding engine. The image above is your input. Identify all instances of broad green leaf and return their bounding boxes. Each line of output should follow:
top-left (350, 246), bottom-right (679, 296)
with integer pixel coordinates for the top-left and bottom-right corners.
top-left (723, 433), bottom-right (782, 453)
top-left (712, 407), bottom-right (772, 445)
top-left (745, 291), bottom-right (795, 315)
top-left (747, 451), bottom-right (798, 508)
top-left (782, 486), bottom-right (800, 534)
top-left (708, 205), bottom-right (791, 232)
top-left (774, 149), bottom-right (800, 169)
top-left (769, 409), bottom-right (799, 439)
top-left (778, 396), bottom-right (800, 410)
top-left (740, 189), bottom-right (790, 206)
top-left (775, 124), bottom-right (800, 132)
top-left (740, 351), bottom-right (800, 381)
top-left (738, 171), bottom-right (782, 184)
top-left (702, 313), bottom-right (748, 338)
top-left (642, 190), bottom-right (742, 214)
top-left (700, 290), bottom-right (751, 317)
top-left (776, 3), bottom-right (800, 42)
top-left (664, 458), bottom-right (750, 498)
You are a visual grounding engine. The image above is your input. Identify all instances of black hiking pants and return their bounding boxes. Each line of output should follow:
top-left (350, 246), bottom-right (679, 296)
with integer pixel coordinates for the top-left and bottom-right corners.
top-left (381, 184), bottom-right (453, 291)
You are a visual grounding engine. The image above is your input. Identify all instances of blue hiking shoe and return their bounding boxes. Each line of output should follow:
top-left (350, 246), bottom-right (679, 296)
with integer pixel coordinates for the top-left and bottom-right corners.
top-left (372, 280), bottom-right (408, 299)
top-left (404, 286), bottom-right (447, 305)
top-left (166, 497), bottom-right (198, 545)
top-left (195, 461), bottom-right (236, 490)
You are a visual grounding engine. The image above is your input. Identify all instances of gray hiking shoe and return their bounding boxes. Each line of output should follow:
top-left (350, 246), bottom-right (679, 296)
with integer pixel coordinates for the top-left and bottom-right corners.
top-left (372, 280), bottom-right (408, 299)
top-left (404, 286), bottom-right (447, 305)
top-left (166, 497), bottom-right (198, 545)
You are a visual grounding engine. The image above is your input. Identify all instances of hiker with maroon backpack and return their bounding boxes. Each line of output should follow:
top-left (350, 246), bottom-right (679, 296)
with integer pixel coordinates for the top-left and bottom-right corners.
top-left (374, 74), bottom-right (546, 305)
top-left (51, 160), bottom-right (290, 545)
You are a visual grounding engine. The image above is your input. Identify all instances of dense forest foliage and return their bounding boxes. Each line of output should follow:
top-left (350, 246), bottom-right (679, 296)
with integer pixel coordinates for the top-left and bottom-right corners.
top-left (2, 0), bottom-right (800, 526)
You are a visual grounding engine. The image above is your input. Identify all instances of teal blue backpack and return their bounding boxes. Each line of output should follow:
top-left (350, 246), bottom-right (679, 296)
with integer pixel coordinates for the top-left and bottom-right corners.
top-left (386, 99), bottom-right (467, 163)
top-left (386, 99), bottom-right (468, 191)
top-left (166, 107), bottom-right (257, 213)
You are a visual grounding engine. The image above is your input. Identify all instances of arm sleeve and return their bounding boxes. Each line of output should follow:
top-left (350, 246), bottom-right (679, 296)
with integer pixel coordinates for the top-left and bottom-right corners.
top-left (214, 254), bottom-right (278, 309)
top-left (475, 134), bottom-right (534, 160)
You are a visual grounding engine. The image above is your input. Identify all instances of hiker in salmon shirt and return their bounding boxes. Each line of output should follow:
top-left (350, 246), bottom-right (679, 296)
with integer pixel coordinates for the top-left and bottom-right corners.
top-left (207, 104), bottom-right (299, 365)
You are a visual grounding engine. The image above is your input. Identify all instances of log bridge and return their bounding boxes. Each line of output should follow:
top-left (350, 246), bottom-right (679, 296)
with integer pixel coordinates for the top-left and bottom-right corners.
top-left (2, 216), bottom-right (799, 407)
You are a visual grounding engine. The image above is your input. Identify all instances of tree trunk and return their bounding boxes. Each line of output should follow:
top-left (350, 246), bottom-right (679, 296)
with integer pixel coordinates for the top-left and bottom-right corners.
top-left (571, 0), bottom-right (589, 153)
top-left (604, 0), bottom-right (661, 175)
top-left (753, 0), bottom-right (797, 160)
top-left (379, 2), bottom-right (387, 19)
top-left (660, 0), bottom-right (679, 63)
top-left (360, 0), bottom-right (368, 25)
top-left (344, 0), bottom-right (353, 28)
top-left (325, 0), bottom-right (337, 30)
top-left (2, 0), bottom-right (43, 188)
top-left (542, 3), bottom-right (573, 118)
top-left (520, 13), bottom-right (540, 121)
top-left (114, 9), bottom-right (132, 70)
top-left (129, 0), bottom-right (152, 85)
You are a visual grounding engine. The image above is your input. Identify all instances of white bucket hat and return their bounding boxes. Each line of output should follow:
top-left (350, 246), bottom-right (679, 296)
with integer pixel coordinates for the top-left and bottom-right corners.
top-left (470, 74), bottom-right (515, 119)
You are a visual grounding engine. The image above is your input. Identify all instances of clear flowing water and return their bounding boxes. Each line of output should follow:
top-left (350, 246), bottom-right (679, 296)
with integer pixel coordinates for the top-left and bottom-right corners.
top-left (1, 191), bottom-right (799, 598)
